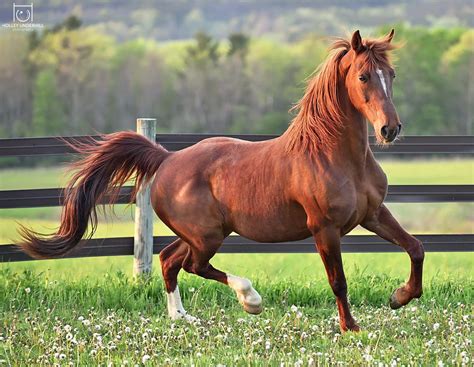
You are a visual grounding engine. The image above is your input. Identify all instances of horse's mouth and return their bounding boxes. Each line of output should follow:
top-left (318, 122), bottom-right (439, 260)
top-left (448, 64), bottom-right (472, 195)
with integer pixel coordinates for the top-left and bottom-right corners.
top-left (375, 133), bottom-right (397, 146)
top-left (383, 136), bottom-right (397, 144)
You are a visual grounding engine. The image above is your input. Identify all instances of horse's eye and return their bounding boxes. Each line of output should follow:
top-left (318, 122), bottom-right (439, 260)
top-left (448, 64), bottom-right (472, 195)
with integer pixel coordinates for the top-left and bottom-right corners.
top-left (392, 73), bottom-right (396, 79)
top-left (358, 75), bottom-right (368, 83)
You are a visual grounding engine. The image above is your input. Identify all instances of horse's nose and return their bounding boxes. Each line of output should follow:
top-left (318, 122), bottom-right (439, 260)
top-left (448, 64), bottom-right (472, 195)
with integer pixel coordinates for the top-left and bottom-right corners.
top-left (380, 125), bottom-right (399, 141)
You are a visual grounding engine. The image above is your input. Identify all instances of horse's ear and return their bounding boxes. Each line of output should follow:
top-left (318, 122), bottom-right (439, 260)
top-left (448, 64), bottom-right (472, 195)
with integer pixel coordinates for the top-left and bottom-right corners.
top-left (385, 29), bottom-right (395, 43)
top-left (351, 30), bottom-right (364, 53)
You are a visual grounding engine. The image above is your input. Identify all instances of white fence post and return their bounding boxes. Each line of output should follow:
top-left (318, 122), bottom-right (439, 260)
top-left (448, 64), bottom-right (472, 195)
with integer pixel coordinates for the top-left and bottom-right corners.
top-left (133, 118), bottom-right (156, 276)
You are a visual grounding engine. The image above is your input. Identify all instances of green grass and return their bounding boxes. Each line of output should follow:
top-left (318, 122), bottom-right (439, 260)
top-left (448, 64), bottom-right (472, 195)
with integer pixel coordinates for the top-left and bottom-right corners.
top-left (0, 265), bottom-right (472, 366)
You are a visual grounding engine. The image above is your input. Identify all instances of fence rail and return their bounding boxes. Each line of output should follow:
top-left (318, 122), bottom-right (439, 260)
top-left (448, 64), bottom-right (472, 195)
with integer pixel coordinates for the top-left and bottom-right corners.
top-left (0, 185), bottom-right (473, 209)
top-left (1, 131), bottom-right (473, 264)
top-left (2, 234), bottom-right (473, 262)
top-left (1, 135), bottom-right (473, 156)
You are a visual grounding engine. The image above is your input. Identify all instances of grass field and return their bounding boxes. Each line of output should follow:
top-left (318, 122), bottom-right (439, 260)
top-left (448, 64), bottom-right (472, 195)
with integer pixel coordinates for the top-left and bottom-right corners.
top-left (0, 263), bottom-right (472, 366)
top-left (0, 158), bottom-right (473, 365)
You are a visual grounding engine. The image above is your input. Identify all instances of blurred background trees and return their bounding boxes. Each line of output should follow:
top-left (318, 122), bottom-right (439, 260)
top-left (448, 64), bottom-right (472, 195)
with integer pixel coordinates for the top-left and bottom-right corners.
top-left (0, 4), bottom-right (472, 137)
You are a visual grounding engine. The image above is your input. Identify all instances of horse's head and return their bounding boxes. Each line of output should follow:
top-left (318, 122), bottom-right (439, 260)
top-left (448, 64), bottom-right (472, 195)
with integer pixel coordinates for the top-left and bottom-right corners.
top-left (341, 30), bottom-right (401, 144)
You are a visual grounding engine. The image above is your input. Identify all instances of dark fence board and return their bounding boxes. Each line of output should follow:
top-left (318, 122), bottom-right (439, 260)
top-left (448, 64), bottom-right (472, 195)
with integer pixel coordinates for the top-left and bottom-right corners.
top-left (1, 135), bottom-right (472, 156)
top-left (0, 185), bottom-right (472, 209)
top-left (1, 234), bottom-right (473, 262)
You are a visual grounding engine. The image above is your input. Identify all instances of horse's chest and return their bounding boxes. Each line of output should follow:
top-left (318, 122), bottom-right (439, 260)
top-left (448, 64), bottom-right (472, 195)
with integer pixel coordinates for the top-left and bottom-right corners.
top-left (337, 177), bottom-right (387, 233)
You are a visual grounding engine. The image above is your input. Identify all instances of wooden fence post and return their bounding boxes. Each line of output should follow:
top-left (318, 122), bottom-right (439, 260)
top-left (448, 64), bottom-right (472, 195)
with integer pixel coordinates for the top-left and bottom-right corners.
top-left (133, 118), bottom-right (156, 276)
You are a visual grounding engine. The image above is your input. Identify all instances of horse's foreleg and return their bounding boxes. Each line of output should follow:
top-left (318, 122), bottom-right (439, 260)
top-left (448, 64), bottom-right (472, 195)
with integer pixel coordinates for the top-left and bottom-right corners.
top-left (159, 238), bottom-right (197, 322)
top-left (362, 204), bottom-right (425, 309)
top-left (314, 227), bottom-right (359, 332)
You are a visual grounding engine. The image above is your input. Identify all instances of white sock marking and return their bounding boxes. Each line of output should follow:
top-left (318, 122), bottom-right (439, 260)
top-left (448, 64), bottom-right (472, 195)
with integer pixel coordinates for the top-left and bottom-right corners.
top-left (166, 287), bottom-right (197, 322)
top-left (227, 274), bottom-right (262, 312)
top-left (376, 68), bottom-right (388, 97)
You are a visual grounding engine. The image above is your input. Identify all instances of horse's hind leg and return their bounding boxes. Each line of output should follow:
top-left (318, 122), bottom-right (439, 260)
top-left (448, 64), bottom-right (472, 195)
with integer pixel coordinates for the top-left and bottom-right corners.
top-left (181, 236), bottom-right (263, 315)
top-left (159, 238), bottom-right (197, 321)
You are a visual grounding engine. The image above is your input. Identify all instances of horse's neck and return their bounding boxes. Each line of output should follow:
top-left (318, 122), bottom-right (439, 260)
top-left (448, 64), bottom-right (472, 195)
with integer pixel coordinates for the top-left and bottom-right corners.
top-left (340, 110), bottom-right (369, 159)
top-left (327, 101), bottom-right (370, 169)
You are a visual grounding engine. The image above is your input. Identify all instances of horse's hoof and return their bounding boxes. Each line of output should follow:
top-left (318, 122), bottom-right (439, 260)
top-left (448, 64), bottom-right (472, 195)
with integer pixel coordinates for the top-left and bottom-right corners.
top-left (340, 319), bottom-right (361, 332)
top-left (389, 290), bottom-right (403, 309)
top-left (341, 324), bottom-right (361, 333)
top-left (170, 310), bottom-right (199, 323)
top-left (244, 302), bottom-right (263, 315)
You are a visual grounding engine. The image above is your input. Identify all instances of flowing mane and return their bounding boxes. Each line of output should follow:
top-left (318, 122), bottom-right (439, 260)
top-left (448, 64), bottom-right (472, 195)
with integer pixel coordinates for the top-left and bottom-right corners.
top-left (284, 35), bottom-right (396, 155)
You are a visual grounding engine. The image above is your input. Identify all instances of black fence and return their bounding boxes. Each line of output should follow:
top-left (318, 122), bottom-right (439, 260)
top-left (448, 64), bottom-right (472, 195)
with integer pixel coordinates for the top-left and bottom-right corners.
top-left (1, 134), bottom-right (473, 262)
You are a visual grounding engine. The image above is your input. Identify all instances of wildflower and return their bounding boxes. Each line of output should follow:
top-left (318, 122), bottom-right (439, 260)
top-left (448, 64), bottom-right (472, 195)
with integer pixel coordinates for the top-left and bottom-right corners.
top-left (125, 326), bottom-right (131, 333)
top-left (291, 305), bottom-right (298, 313)
top-left (363, 354), bottom-right (373, 362)
top-left (24, 288), bottom-right (31, 294)
top-left (189, 287), bottom-right (195, 293)
top-left (82, 319), bottom-right (91, 326)
top-left (64, 324), bottom-right (72, 332)
top-left (142, 355), bottom-right (150, 364)
top-left (433, 323), bottom-right (440, 331)
top-left (411, 306), bottom-right (417, 312)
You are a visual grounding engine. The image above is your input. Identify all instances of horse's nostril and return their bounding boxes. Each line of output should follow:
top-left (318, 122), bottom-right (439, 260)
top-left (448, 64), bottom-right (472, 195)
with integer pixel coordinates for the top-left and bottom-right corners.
top-left (397, 123), bottom-right (402, 133)
top-left (381, 125), bottom-right (389, 139)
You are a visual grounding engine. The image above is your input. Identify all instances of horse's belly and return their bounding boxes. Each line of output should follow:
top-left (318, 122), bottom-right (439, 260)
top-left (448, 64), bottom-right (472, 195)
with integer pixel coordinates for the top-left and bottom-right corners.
top-left (228, 201), bottom-right (311, 243)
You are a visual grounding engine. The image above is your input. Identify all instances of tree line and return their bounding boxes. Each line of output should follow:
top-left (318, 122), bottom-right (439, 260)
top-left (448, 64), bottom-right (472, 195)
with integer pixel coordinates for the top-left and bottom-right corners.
top-left (0, 18), bottom-right (472, 139)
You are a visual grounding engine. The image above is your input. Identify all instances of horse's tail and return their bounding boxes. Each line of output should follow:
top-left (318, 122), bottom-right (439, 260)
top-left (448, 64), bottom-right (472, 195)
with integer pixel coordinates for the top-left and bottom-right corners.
top-left (18, 131), bottom-right (170, 259)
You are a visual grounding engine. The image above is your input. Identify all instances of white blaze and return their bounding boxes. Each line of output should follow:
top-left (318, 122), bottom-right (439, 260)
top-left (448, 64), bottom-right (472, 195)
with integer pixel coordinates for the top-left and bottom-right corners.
top-left (376, 68), bottom-right (388, 97)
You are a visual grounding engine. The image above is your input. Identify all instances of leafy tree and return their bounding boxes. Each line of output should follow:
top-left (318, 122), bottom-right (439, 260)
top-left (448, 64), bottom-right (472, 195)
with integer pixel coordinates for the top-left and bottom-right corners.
top-left (32, 69), bottom-right (65, 135)
top-left (185, 32), bottom-right (219, 68)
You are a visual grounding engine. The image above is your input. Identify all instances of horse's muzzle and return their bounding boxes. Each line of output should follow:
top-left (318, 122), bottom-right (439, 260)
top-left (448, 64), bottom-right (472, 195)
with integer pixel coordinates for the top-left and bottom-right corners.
top-left (381, 123), bottom-right (401, 143)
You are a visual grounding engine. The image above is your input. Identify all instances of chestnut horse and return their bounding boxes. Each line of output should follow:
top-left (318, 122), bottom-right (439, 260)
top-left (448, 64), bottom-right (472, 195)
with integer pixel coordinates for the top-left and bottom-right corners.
top-left (20, 30), bottom-right (424, 332)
